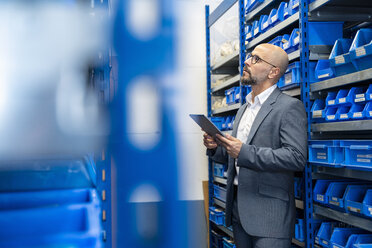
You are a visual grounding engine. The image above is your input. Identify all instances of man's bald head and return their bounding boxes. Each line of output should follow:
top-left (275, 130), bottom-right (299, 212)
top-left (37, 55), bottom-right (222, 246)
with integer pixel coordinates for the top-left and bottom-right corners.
top-left (254, 43), bottom-right (289, 79)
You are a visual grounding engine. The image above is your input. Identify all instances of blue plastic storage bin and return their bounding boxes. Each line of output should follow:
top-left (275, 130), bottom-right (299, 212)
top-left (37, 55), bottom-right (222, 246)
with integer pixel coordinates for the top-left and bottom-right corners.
top-left (351, 234), bottom-right (372, 247)
top-left (330, 228), bottom-right (368, 248)
top-left (311, 99), bottom-right (326, 122)
top-left (327, 182), bottom-right (365, 211)
top-left (214, 184), bottom-right (227, 202)
top-left (325, 107), bottom-right (338, 121)
top-left (211, 230), bottom-right (224, 248)
top-left (234, 87), bottom-right (241, 103)
top-left (284, 0), bottom-right (299, 17)
top-left (269, 2), bottom-right (287, 27)
top-left (281, 62), bottom-right (301, 90)
top-left (227, 116), bottom-right (235, 130)
top-left (214, 163), bottom-right (225, 178)
top-left (336, 89), bottom-right (352, 106)
top-left (353, 87), bottom-right (368, 104)
top-left (326, 91), bottom-right (338, 107)
top-left (366, 85), bottom-right (372, 101)
top-left (246, 24), bottom-right (254, 42)
top-left (309, 140), bottom-right (343, 166)
top-left (348, 103), bottom-right (367, 120)
top-left (315, 60), bottom-right (335, 81)
top-left (344, 185), bottom-right (372, 214)
top-left (0, 188), bottom-right (99, 211)
top-left (225, 88), bottom-right (235, 105)
top-left (317, 222), bottom-right (338, 248)
top-left (295, 219), bottom-right (305, 242)
top-left (329, 38), bottom-right (356, 77)
top-left (211, 117), bottom-right (224, 130)
top-left (222, 237), bottom-right (236, 248)
top-left (313, 180), bottom-right (334, 204)
top-left (209, 206), bottom-right (225, 225)
top-left (252, 20), bottom-right (260, 38)
top-left (0, 157), bottom-right (96, 191)
top-left (309, 22), bottom-right (344, 46)
top-left (336, 106), bottom-right (352, 121)
top-left (224, 116), bottom-right (232, 131)
top-left (365, 102), bottom-right (372, 119)
top-left (362, 189), bottom-right (372, 218)
top-left (286, 29), bottom-right (300, 53)
top-left (349, 29), bottom-right (372, 71)
top-left (0, 205), bottom-right (101, 248)
top-left (340, 140), bottom-right (372, 168)
top-left (246, 0), bottom-right (265, 13)
top-left (260, 14), bottom-right (270, 32)
top-left (269, 35), bottom-right (283, 47)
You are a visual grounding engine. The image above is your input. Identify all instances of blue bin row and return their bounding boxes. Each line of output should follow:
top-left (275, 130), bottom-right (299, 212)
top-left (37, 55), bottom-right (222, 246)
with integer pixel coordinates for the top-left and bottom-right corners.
top-left (211, 116), bottom-right (235, 131)
top-left (309, 140), bottom-right (372, 169)
top-left (225, 87), bottom-right (241, 105)
top-left (316, 221), bottom-right (372, 248)
top-left (210, 206), bottom-right (225, 226)
top-left (0, 188), bottom-right (101, 247)
top-left (277, 62), bottom-right (316, 90)
top-left (214, 163), bottom-right (227, 178)
top-left (295, 219), bottom-right (305, 242)
top-left (313, 180), bottom-right (372, 218)
top-left (0, 156), bottom-right (97, 191)
top-left (315, 28), bottom-right (372, 81)
top-left (311, 86), bottom-right (372, 123)
top-left (214, 184), bottom-right (227, 202)
top-left (245, 0), bottom-right (300, 42)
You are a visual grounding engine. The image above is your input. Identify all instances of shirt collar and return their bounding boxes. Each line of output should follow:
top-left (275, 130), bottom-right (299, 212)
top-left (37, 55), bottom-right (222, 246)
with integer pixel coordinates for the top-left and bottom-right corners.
top-left (245, 84), bottom-right (277, 106)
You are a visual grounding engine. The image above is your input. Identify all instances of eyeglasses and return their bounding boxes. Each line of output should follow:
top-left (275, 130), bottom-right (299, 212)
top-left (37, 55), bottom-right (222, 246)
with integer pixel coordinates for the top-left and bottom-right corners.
top-left (245, 53), bottom-right (277, 68)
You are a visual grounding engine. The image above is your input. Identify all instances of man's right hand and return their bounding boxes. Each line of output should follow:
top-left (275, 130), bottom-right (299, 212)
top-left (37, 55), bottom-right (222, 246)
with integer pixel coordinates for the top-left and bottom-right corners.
top-left (203, 132), bottom-right (218, 150)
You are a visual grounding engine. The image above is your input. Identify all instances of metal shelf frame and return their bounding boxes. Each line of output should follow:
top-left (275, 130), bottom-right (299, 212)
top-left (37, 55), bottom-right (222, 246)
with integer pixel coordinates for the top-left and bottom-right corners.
top-left (311, 120), bottom-right (372, 132)
top-left (313, 166), bottom-right (372, 182)
top-left (214, 198), bottom-right (226, 209)
top-left (209, 0), bottom-right (238, 27)
top-left (211, 51), bottom-right (240, 74)
top-left (211, 74), bottom-right (240, 93)
top-left (245, 0), bottom-right (278, 23)
top-left (212, 103), bottom-right (240, 115)
top-left (214, 177), bottom-right (227, 185)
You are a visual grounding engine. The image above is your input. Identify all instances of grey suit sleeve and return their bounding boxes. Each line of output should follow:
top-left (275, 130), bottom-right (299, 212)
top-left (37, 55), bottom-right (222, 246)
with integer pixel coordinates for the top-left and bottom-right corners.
top-left (237, 101), bottom-right (307, 172)
top-left (206, 145), bottom-right (228, 164)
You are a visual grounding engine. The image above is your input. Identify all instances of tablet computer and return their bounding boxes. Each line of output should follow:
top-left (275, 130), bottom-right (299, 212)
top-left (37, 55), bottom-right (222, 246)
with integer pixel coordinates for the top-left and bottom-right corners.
top-left (189, 114), bottom-right (225, 138)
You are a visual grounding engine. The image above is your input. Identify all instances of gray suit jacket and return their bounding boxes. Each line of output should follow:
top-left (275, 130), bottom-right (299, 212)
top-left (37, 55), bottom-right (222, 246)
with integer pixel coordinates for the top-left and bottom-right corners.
top-left (208, 87), bottom-right (307, 238)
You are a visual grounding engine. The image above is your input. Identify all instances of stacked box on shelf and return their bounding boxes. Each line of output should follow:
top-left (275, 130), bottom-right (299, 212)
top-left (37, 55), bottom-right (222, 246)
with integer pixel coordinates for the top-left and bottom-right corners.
top-left (330, 227), bottom-right (369, 248)
top-left (214, 184), bottom-right (227, 202)
top-left (349, 29), bottom-right (372, 71)
top-left (311, 99), bottom-right (326, 123)
top-left (212, 117), bottom-right (224, 130)
top-left (284, 0), bottom-right (299, 18)
top-left (329, 38), bottom-right (355, 77)
top-left (348, 234), bottom-right (372, 247)
top-left (308, 140), bottom-right (343, 167)
top-left (362, 189), bottom-right (372, 218)
top-left (344, 185), bottom-right (372, 215)
top-left (327, 182), bottom-right (366, 211)
top-left (295, 219), bottom-right (305, 242)
top-left (209, 206), bottom-right (225, 226)
top-left (225, 88), bottom-right (236, 105)
top-left (246, 24), bottom-right (254, 42)
top-left (268, 2), bottom-right (287, 27)
top-left (315, 59), bottom-right (335, 81)
top-left (0, 189), bottom-right (101, 247)
top-left (313, 180), bottom-right (334, 205)
top-left (340, 140), bottom-right (372, 169)
top-left (316, 222), bottom-right (339, 248)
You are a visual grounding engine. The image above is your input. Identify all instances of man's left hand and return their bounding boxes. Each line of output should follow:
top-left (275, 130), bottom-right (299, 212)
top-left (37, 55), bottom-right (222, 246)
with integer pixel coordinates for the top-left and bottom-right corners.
top-left (215, 134), bottom-right (243, 159)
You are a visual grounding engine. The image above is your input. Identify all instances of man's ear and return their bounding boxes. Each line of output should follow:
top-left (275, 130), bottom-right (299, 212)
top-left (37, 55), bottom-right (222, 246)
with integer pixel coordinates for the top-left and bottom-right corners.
top-left (268, 67), bottom-right (280, 79)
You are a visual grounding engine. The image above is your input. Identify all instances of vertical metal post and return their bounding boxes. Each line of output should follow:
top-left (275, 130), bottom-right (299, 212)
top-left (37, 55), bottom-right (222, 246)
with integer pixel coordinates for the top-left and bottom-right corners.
top-left (300, 0), bottom-right (313, 247)
top-left (238, 0), bottom-right (245, 103)
top-left (206, 6), bottom-right (211, 117)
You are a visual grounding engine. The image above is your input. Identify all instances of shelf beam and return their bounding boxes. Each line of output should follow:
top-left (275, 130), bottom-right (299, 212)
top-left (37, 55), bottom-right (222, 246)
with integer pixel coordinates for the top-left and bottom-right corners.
top-left (314, 204), bottom-right (372, 232)
top-left (213, 222), bottom-right (234, 238)
top-left (296, 199), bottom-right (304, 210)
top-left (214, 198), bottom-right (226, 209)
top-left (292, 238), bottom-right (305, 247)
top-left (314, 166), bottom-right (372, 182)
top-left (211, 51), bottom-right (240, 74)
top-left (311, 120), bottom-right (372, 132)
top-left (212, 74), bottom-right (240, 93)
top-left (245, 0), bottom-right (276, 23)
top-left (214, 177), bottom-right (227, 185)
top-left (212, 103), bottom-right (240, 115)
top-left (310, 68), bottom-right (372, 92)
top-left (209, 0), bottom-right (238, 27)
top-left (283, 87), bottom-right (301, 97)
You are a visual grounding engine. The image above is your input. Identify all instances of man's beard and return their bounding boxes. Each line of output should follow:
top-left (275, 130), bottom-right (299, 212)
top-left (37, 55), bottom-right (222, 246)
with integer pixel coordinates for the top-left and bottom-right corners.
top-left (241, 75), bottom-right (257, 85)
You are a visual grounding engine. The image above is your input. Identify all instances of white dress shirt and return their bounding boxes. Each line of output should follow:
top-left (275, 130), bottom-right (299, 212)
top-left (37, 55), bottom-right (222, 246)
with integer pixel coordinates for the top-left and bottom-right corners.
top-left (234, 84), bottom-right (277, 185)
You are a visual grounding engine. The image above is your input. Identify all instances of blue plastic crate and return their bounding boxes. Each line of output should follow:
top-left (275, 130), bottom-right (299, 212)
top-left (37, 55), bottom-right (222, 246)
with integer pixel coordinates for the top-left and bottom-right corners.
top-left (214, 163), bottom-right (225, 178)
top-left (353, 87), bottom-right (368, 104)
top-left (327, 182), bottom-right (365, 211)
top-left (284, 0), bottom-right (298, 17)
top-left (348, 103), bottom-right (367, 120)
top-left (252, 20), bottom-right (260, 38)
top-left (245, 24), bottom-right (254, 42)
top-left (317, 222), bottom-right (338, 248)
top-left (211, 230), bottom-right (224, 248)
top-left (222, 237), bottom-right (236, 248)
top-left (340, 140), bottom-right (372, 168)
top-left (329, 38), bottom-right (356, 77)
top-left (336, 89), bottom-right (352, 106)
top-left (256, 15), bottom-right (268, 37)
top-left (362, 189), bottom-right (372, 218)
top-left (260, 14), bottom-right (270, 32)
top-left (286, 28), bottom-right (300, 53)
top-left (269, 35), bottom-right (283, 47)
top-left (224, 116), bottom-right (232, 131)
top-left (314, 219), bottom-right (324, 245)
top-left (295, 219), bottom-right (305, 242)
top-left (352, 234), bottom-right (372, 247)
top-left (311, 99), bottom-right (326, 123)
top-left (225, 88), bottom-right (235, 105)
top-left (313, 180), bottom-right (334, 205)
top-left (309, 22), bottom-right (344, 46)
top-left (325, 106), bottom-right (338, 121)
top-left (349, 29), bottom-right (372, 71)
top-left (211, 117), bottom-right (224, 130)
top-left (214, 185), bottom-right (227, 202)
top-left (209, 206), bottom-right (225, 226)
top-left (227, 116), bottom-right (235, 130)
top-left (315, 59), bottom-right (335, 81)
top-left (269, 2), bottom-right (287, 27)
top-left (221, 117), bottom-right (227, 131)
top-left (0, 157), bottom-right (96, 191)
top-left (330, 228), bottom-right (368, 248)
top-left (344, 234), bottom-right (372, 248)
top-left (281, 34), bottom-right (291, 51)
top-left (234, 87), bottom-right (241, 103)
top-left (366, 85), bottom-right (372, 101)
top-left (326, 91), bottom-right (338, 107)
top-left (336, 106), bottom-right (352, 121)
top-left (246, 0), bottom-right (265, 13)
top-left (281, 62), bottom-right (301, 90)
top-left (0, 188), bottom-right (99, 211)
top-left (365, 102), bottom-right (372, 119)
top-left (309, 140), bottom-right (343, 166)
top-left (0, 205), bottom-right (101, 248)
top-left (344, 185), bottom-right (372, 214)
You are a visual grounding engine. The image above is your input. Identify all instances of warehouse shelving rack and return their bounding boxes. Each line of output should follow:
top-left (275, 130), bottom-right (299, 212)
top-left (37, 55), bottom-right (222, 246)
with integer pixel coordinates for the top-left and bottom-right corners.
top-left (206, 0), bottom-right (372, 247)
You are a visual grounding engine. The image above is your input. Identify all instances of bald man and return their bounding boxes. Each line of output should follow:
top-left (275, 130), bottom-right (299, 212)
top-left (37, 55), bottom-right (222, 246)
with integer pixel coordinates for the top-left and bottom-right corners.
top-left (204, 44), bottom-right (307, 248)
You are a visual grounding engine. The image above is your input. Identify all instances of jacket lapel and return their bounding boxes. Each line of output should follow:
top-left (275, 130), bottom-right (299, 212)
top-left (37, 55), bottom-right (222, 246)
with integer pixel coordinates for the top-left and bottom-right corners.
top-left (246, 87), bottom-right (281, 144)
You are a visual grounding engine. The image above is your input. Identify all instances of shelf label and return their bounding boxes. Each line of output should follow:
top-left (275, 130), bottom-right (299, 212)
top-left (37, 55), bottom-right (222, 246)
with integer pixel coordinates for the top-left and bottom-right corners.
top-left (369, 207), bottom-right (372, 214)
top-left (356, 93), bottom-right (365, 98)
top-left (370, 111), bottom-right (372, 116)
top-left (294, 36), bottom-right (300, 45)
top-left (370, 94), bottom-right (372, 99)
top-left (356, 158), bottom-right (371, 163)
top-left (318, 73), bottom-right (330, 79)
top-left (283, 43), bottom-right (289, 49)
top-left (356, 46), bottom-right (366, 57)
top-left (338, 98), bottom-right (346, 103)
top-left (317, 194), bottom-right (324, 202)
top-left (322, 240), bottom-right (328, 245)
top-left (254, 28), bottom-right (259, 35)
top-left (328, 100), bottom-right (335, 105)
top-left (263, 22), bottom-right (268, 29)
top-left (355, 97), bottom-right (365, 102)
top-left (335, 55), bottom-right (345, 64)
top-left (285, 74), bottom-right (291, 84)
top-left (271, 16), bottom-right (277, 23)
top-left (313, 110), bottom-right (323, 118)
top-left (348, 206), bottom-right (361, 213)
top-left (292, 2), bottom-right (299, 8)
top-left (330, 200), bottom-right (340, 206)
top-left (357, 154), bottom-right (372, 158)
top-left (317, 156), bottom-right (326, 160)
top-left (327, 115), bottom-right (335, 120)
top-left (353, 112), bottom-right (362, 118)
top-left (340, 114), bottom-right (348, 119)
top-left (247, 33), bottom-right (252, 39)
top-left (236, 93), bottom-right (240, 99)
